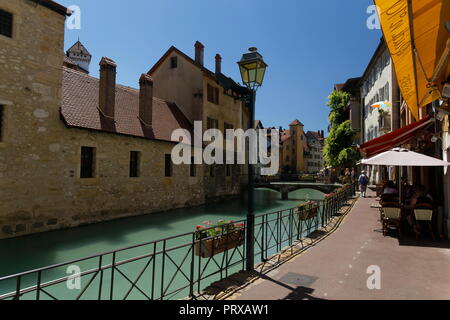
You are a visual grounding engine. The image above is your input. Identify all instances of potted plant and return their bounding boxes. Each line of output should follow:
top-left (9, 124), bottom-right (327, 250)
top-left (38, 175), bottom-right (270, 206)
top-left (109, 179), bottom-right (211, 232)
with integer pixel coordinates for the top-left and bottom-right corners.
top-left (324, 192), bottom-right (336, 200)
top-left (295, 201), bottom-right (319, 221)
top-left (194, 220), bottom-right (245, 258)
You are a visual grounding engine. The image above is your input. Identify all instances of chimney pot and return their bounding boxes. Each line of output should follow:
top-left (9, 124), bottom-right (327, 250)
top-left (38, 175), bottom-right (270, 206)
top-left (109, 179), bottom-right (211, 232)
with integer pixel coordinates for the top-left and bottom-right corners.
top-left (195, 41), bottom-right (204, 66)
top-left (99, 57), bottom-right (117, 118)
top-left (215, 54), bottom-right (222, 74)
top-left (139, 74), bottom-right (154, 126)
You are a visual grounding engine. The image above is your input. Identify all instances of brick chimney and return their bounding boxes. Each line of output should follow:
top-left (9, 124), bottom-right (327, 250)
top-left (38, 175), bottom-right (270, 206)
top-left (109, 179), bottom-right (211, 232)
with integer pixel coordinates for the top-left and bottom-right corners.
top-left (139, 74), bottom-right (153, 126)
top-left (215, 54), bottom-right (222, 74)
top-left (195, 41), bottom-right (204, 66)
top-left (99, 57), bottom-right (117, 118)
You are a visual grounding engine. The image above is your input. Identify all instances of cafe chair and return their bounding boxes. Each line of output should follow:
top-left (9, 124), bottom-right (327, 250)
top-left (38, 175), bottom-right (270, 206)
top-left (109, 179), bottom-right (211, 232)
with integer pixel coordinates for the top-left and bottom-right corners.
top-left (381, 202), bottom-right (402, 238)
top-left (414, 203), bottom-right (435, 240)
top-left (379, 194), bottom-right (399, 221)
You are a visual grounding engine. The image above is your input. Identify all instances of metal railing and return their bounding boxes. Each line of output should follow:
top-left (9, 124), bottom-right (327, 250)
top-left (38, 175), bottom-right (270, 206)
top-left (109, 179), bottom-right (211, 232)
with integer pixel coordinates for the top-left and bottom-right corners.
top-left (0, 184), bottom-right (355, 300)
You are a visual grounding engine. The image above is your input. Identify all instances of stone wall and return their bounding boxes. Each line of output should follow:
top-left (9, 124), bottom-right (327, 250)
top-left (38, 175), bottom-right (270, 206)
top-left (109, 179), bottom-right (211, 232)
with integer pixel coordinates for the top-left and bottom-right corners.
top-left (0, 0), bottom-right (234, 240)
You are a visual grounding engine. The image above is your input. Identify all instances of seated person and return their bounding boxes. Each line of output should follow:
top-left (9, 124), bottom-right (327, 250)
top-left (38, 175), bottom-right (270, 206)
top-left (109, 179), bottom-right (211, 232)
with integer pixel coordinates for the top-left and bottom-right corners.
top-left (380, 181), bottom-right (399, 204)
top-left (404, 185), bottom-right (433, 231)
top-left (383, 180), bottom-right (399, 195)
top-left (410, 186), bottom-right (433, 208)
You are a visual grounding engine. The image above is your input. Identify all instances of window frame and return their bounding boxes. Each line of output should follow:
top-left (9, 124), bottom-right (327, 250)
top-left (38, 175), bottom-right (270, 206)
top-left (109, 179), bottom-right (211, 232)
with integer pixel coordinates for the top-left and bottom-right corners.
top-left (190, 156), bottom-right (196, 177)
top-left (207, 117), bottom-right (219, 130)
top-left (129, 151), bottom-right (141, 178)
top-left (164, 154), bottom-right (172, 177)
top-left (0, 9), bottom-right (13, 39)
top-left (207, 84), bottom-right (219, 104)
top-left (80, 146), bottom-right (96, 179)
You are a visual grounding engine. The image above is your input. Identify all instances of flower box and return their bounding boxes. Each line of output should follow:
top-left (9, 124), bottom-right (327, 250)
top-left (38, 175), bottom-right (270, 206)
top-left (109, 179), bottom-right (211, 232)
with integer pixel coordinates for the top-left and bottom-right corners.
top-left (194, 230), bottom-right (245, 258)
top-left (295, 202), bottom-right (319, 221)
top-left (194, 220), bottom-right (245, 258)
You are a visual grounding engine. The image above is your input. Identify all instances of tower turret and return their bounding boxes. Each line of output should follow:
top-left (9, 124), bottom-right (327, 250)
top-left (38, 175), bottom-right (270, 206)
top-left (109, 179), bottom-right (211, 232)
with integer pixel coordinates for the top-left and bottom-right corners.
top-left (66, 40), bottom-right (92, 74)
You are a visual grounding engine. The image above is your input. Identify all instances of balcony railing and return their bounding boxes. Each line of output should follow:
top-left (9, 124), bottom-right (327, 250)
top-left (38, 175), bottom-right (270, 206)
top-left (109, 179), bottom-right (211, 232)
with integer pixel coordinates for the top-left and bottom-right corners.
top-left (0, 184), bottom-right (355, 300)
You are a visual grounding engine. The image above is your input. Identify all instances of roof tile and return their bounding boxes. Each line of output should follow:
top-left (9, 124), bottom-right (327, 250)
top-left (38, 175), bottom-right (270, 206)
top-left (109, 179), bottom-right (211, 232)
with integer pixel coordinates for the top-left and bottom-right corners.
top-left (61, 67), bottom-right (193, 143)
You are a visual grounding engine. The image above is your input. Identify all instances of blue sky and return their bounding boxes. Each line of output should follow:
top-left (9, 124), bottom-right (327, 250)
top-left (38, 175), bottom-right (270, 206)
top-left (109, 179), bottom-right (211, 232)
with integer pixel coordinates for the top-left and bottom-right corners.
top-left (58, 0), bottom-right (382, 134)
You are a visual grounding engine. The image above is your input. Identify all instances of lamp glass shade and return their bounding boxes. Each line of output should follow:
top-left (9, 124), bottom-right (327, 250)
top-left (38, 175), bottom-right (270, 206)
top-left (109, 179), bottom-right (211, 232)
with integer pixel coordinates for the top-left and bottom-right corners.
top-left (238, 50), bottom-right (267, 90)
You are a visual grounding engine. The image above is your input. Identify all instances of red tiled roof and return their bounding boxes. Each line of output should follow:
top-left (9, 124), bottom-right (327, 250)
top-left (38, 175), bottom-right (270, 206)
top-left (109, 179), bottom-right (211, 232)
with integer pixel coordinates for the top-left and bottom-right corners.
top-left (307, 131), bottom-right (324, 141)
top-left (60, 67), bottom-right (193, 143)
top-left (290, 119), bottom-right (304, 126)
top-left (63, 55), bottom-right (77, 66)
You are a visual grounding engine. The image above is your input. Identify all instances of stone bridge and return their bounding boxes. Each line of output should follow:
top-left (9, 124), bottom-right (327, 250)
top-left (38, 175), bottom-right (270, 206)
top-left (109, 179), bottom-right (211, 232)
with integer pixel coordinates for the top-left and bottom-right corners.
top-left (255, 182), bottom-right (343, 200)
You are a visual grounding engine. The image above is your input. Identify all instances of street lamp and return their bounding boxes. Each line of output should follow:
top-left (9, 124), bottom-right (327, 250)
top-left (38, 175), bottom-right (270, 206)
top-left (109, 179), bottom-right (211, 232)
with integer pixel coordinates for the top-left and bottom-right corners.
top-left (237, 47), bottom-right (267, 271)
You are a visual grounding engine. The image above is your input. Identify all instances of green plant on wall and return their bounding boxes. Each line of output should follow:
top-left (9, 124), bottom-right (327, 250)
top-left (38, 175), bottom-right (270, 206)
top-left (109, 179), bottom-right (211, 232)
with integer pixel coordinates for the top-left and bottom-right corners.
top-left (324, 90), bottom-right (360, 168)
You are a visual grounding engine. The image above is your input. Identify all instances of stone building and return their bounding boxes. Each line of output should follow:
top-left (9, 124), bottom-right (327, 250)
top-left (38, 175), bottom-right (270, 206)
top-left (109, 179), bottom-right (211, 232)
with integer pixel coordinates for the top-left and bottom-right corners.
top-left (0, 0), bottom-right (248, 239)
top-left (279, 120), bottom-right (307, 174)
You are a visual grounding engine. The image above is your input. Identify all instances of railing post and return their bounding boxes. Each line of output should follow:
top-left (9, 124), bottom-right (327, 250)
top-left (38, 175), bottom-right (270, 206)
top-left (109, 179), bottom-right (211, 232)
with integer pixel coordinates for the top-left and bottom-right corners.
top-left (189, 233), bottom-right (195, 299)
top-left (110, 252), bottom-right (116, 301)
top-left (36, 271), bottom-right (41, 300)
top-left (160, 240), bottom-right (166, 300)
top-left (13, 276), bottom-right (21, 300)
top-left (151, 242), bottom-right (156, 300)
top-left (261, 215), bottom-right (265, 262)
top-left (98, 255), bottom-right (103, 300)
top-left (321, 201), bottom-right (325, 228)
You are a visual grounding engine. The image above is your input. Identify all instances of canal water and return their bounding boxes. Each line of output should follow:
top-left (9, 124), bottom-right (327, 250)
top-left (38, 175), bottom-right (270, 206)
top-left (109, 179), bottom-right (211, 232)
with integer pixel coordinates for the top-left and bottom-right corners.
top-left (0, 188), bottom-right (324, 299)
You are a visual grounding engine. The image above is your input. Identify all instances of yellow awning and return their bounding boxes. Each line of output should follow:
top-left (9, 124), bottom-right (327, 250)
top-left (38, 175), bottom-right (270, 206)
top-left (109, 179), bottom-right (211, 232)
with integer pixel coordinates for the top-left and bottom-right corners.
top-left (375, 0), bottom-right (450, 120)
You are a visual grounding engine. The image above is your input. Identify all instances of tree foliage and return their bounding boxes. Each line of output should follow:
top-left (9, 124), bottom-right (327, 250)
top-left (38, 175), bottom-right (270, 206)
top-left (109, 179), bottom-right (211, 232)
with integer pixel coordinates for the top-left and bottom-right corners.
top-left (323, 90), bottom-right (360, 168)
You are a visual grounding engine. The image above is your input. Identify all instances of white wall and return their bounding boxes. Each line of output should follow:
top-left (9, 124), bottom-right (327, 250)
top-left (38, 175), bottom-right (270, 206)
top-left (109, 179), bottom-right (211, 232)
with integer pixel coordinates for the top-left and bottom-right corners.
top-left (361, 47), bottom-right (394, 184)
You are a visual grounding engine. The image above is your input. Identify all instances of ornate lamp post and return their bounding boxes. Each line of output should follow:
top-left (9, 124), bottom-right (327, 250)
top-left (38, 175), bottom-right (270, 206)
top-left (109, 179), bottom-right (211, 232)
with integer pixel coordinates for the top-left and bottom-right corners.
top-left (237, 47), bottom-right (267, 271)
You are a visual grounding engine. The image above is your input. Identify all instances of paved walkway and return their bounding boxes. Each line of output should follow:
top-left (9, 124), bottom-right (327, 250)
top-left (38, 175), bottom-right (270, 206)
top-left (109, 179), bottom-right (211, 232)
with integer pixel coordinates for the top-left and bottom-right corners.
top-left (231, 191), bottom-right (450, 300)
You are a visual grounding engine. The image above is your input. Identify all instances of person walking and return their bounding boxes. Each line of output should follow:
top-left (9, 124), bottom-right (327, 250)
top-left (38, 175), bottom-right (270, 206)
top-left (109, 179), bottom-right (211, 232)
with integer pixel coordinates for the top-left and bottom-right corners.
top-left (358, 170), bottom-right (369, 198)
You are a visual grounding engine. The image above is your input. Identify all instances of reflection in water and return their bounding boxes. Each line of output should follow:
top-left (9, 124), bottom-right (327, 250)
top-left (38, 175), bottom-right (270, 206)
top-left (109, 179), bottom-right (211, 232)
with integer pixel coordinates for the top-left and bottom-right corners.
top-left (0, 189), bottom-right (323, 277)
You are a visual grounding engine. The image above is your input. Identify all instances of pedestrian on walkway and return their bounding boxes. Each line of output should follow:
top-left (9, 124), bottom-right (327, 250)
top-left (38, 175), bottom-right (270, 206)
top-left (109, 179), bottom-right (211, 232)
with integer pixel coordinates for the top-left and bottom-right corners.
top-left (358, 171), bottom-right (369, 198)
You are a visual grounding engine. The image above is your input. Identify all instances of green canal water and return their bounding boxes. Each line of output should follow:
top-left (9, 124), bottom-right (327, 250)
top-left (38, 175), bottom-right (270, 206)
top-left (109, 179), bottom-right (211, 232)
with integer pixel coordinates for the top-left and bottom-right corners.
top-left (0, 188), bottom-right (324, 299)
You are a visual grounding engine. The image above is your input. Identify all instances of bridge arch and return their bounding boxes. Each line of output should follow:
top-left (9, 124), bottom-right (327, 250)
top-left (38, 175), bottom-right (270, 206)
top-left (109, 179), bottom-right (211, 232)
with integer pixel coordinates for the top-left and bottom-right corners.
top-left (254, 183), bottom-right (342, 200)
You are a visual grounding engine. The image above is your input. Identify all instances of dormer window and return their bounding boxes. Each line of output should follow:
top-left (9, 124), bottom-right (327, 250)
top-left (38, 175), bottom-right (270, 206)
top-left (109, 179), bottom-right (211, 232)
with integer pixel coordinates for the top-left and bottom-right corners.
top-left (0, 9), bottom-right (13, 38)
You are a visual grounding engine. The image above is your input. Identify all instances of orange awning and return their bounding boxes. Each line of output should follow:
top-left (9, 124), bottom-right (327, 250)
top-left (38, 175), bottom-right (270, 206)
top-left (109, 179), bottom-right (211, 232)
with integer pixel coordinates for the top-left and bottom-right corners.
top-left (374, 0), bottom-right (450, 120)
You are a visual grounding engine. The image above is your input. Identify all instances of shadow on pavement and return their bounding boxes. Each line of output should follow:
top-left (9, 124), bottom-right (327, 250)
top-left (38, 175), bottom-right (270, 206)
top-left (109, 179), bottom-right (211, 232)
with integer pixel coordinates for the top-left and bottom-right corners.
top-left (258, 273), bottom-right (325, 301)
top-left (398, 236), bottom-right (450, 249)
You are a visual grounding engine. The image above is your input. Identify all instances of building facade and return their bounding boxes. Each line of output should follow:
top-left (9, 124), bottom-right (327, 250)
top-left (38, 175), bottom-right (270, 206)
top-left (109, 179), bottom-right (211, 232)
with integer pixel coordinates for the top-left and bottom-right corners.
top-left (0, 0), bottom-right (248, 239)
top-left (279, 120), bottom-right (307, 174)
top-left (305, 131), bottom-right (325, 174)
top-left (359, 40), bottom-right (401, 184)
